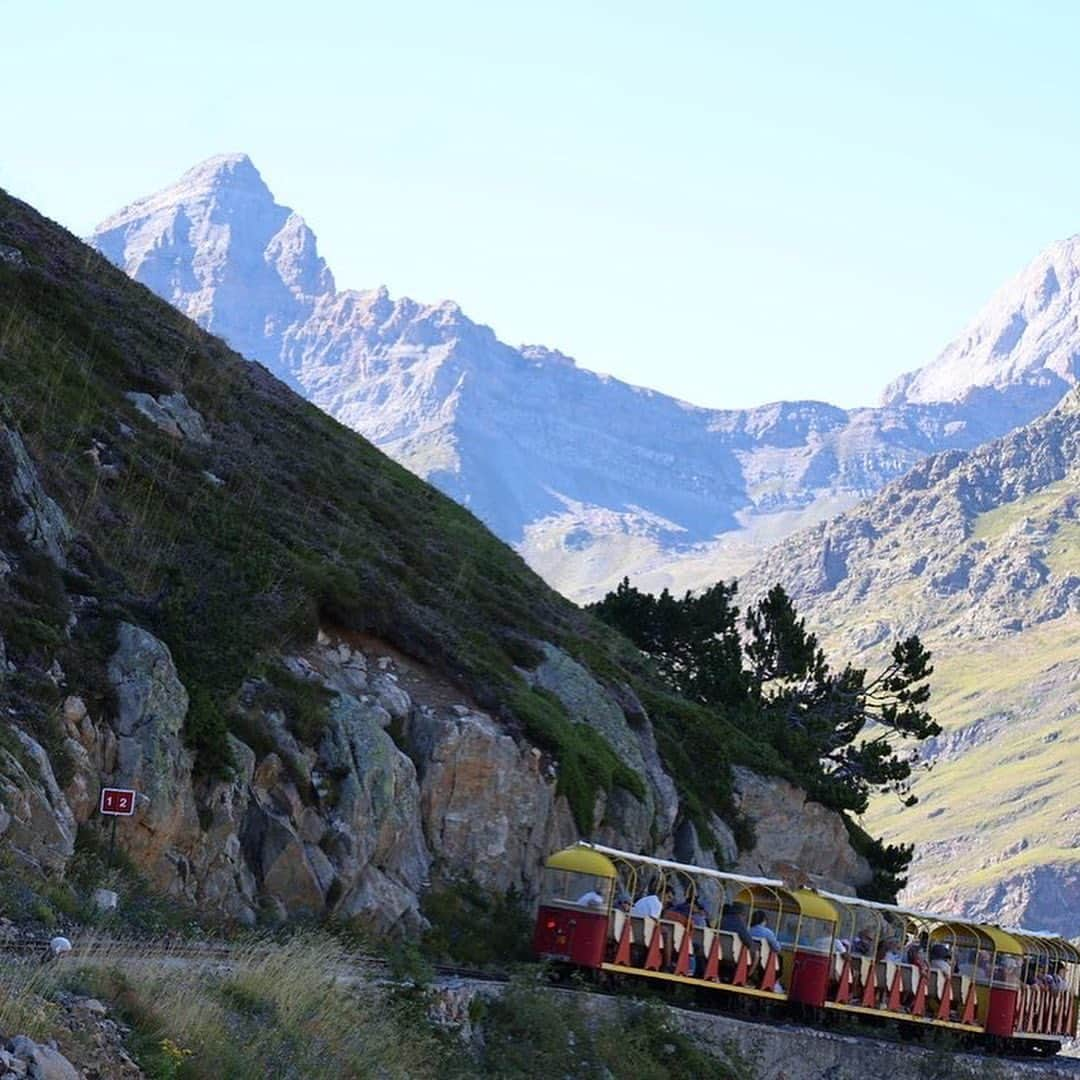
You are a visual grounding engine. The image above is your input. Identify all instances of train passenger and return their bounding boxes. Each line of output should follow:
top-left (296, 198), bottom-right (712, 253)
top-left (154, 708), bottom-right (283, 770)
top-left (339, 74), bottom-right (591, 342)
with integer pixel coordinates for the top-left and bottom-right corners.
top-left (929, 943), bottom-right (952, 975)
top-left (1052, 962), bottom-right (1069, 991)
top-left (630, 884), bottom-right (672, 919)
top-left (667, 897), bottom-right (707, 928)
top-left (720, 902), bottom-right (756, 954)
top-left (575, 886), bottom-right (606, 908)
top-left (884, 939), bottom-right (905, 965)
top-left (906, 940), bottom-right (930, 976)
top-left (850, 929), bottom-right (874, 957)
top-left (748, 910), bottom-right (781, 953)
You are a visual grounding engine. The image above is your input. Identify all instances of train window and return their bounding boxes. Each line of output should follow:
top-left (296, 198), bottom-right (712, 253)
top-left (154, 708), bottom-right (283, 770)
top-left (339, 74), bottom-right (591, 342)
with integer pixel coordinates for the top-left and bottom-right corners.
top-left (540, 870), bottom-right (613, 910)
top-left (797, 916), bottom-right (836, 954)
top-left (992, 953), bottom-right (1022, 988)
top-left (778, 911), bottom-right (800, 946)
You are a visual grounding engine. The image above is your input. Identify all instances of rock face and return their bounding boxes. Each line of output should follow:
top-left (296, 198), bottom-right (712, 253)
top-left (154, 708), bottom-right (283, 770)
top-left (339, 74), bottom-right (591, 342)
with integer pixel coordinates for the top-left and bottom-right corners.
top-left (0, 729), bottom-right (77, 873)
top-left (90, 156), bottom-right (1078, 603)
top-left (731, 768), bottom-right (872, 894)
top-left (744, 390), bottom-right (1080, 936)
top-left (1, 425), bottom-right (72, 567)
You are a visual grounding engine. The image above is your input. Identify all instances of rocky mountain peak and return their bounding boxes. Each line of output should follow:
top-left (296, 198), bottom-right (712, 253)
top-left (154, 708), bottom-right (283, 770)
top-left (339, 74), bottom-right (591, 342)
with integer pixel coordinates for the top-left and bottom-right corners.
top-left (882, 234), bottom-right (1080, 408)
top-left (91, 153), bottom-right (334, 368)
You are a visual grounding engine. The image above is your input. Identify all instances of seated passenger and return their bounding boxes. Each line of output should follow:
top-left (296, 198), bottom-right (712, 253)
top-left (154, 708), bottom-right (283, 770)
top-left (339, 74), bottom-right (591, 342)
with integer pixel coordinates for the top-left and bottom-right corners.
top-left (665, 897), bottom-right (707, 927)
top-left (631, 884), bottom-right (672, 919)
top-left (906, 940), bottom-right (930, 975)
top-left (884, 939), bottom-right (905, 965)
top-left (664, 898), bottom-right (691, 926)
top-left (720, 902), bottom-right (757, 957)
top-left (850, 929), bottom-right (875, 957)
top-left (929, 943), bottom-right (952, 975)
top-left (1052, 962), bottom-right (1069, 992)
top-left (749, 910), bottom-right (781, 953)
top-left (575, 887), bottom-right (606, 908)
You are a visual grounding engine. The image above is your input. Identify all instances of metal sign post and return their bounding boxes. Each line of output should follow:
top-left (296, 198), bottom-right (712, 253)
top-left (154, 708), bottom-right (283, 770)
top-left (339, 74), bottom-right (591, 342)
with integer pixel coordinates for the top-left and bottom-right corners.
top-left (99, 787), bottom-right (137, 867)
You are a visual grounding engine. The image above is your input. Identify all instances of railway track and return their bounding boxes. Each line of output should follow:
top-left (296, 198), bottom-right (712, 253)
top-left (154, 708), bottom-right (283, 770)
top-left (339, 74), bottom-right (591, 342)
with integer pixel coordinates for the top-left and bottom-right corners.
top-left (0, 933), bottom-right (509, 984)
top-left (1, 935), bottom-right (1074, 1069)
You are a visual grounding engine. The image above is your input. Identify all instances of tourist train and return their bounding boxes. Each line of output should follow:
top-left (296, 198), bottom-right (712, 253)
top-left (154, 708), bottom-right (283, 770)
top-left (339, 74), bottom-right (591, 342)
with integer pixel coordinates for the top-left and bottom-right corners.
top-left (533, 843), bottom-right (1079, 1056)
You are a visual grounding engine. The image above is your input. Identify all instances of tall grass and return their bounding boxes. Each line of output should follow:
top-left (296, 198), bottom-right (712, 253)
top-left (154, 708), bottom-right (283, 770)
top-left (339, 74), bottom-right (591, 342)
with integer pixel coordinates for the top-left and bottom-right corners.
top-left (2, 934), bottom-right (449, 1079)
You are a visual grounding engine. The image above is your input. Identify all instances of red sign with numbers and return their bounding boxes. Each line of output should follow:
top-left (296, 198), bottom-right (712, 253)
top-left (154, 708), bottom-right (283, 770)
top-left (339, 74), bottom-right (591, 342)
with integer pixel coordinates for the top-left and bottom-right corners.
top-left (100, 788), bottom-right (136, 816)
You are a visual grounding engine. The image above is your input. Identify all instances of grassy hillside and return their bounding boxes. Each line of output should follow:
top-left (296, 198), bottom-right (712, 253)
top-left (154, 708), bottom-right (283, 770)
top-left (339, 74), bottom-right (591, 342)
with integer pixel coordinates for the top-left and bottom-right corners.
top-left (864, 618), bottom-right (1080, 918)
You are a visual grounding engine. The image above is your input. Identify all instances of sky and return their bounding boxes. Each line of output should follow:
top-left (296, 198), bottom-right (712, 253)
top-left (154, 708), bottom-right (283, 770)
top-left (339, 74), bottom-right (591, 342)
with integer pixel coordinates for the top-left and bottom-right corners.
top-left (4, 1), bottom-right (1080, 409)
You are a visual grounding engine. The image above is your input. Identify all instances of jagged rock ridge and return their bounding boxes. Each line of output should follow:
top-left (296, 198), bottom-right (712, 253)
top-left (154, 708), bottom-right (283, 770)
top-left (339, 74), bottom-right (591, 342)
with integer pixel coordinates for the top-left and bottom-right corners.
top-left (91, 156), bottom-right (1079, 601)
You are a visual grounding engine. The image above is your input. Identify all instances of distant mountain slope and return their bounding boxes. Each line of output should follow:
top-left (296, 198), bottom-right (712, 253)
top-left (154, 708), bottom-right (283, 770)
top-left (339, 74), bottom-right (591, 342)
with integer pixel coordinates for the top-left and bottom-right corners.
top-left (91, 155), bottom-right (1074, 601)
top-left (743, 391), bottom-right (1080, 935)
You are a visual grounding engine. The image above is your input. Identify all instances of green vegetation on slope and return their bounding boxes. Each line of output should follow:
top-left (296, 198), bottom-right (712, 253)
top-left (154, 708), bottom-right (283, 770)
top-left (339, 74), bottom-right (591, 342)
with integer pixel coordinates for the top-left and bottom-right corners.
top-left (864, 617), bottom-right (1080, 903)
top-left (0, 189), bottom-right (652, 831)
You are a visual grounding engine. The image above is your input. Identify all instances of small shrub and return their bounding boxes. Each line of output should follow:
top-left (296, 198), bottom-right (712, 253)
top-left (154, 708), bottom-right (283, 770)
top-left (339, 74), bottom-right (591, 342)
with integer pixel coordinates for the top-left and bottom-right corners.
top-left (421, 882), bottom-right (533, 968)
top-left (509, 685), bottom-right (644, 834)
top-left (261, 664), bottom-right (332, 746)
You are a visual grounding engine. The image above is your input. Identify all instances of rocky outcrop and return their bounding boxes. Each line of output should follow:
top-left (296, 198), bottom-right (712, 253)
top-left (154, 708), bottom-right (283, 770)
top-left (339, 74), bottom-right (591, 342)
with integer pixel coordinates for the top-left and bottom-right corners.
top-left (532, 643), bottom-right (678, 851)
top-left (0, 730), bottom-right (77, 873)
top-left (124, 391), bottom-right (211, 444)
top-left (316, 692), bottom-right (430, 928)
top-left (731, 767), bottom-right (872, 893)
top-left (0, 612), bottom-right (872, 931)
top-left (407, 705), bottom-right (575, 895)
top-left (1, 424), bottom-right (72, 567)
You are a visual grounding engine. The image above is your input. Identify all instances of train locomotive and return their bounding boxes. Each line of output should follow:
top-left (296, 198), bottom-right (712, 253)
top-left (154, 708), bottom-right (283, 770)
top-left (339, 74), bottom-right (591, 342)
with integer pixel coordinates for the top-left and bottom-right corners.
top-left (533, 843), bottom-right (1079, 1056)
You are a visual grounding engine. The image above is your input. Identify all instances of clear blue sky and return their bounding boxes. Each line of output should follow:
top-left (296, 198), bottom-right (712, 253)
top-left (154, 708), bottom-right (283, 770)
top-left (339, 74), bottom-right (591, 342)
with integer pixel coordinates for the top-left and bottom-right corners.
top-left (4, 1), bottom-right (1080, 409)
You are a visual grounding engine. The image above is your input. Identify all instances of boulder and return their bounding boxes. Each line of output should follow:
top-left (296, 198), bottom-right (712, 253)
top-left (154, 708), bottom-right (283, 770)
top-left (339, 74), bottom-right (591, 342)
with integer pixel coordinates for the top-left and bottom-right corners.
top-left (9, 1036), bottom-right (79, 1080)
top-left (124, 391), bottom-right (211, 445)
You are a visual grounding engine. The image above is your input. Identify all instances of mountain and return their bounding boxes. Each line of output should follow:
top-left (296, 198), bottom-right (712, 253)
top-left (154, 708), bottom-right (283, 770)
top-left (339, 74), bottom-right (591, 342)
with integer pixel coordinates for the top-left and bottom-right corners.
top-left (90, 155), bottom-right (1076, 603)
top-left (0, 185), bottom-right (872, 933)
top-left (883, 236), bottom-right (1080, 406)
top-left (743, 390), bottom-right (1080, 936)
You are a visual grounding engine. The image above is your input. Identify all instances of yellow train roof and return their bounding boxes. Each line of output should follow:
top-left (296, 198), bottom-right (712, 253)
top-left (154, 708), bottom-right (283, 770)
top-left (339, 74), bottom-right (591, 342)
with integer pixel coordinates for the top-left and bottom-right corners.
top-left (545, 846), bottom-right (618, 878)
